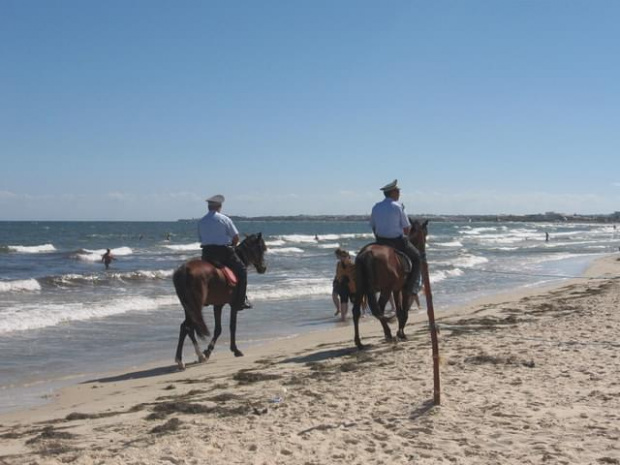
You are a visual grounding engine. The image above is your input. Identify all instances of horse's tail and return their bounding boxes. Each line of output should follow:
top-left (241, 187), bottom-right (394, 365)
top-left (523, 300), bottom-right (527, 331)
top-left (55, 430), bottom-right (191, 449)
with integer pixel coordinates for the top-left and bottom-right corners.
top-left (173, 264), bottom-right (209, 339)
top-left (356, 251), bottom-right (378, 314)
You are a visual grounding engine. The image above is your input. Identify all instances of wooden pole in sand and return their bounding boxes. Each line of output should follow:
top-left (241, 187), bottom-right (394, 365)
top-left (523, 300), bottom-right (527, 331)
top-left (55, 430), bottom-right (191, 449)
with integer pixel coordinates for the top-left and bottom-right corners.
top-left (421, 253), bottom-right (441, 405)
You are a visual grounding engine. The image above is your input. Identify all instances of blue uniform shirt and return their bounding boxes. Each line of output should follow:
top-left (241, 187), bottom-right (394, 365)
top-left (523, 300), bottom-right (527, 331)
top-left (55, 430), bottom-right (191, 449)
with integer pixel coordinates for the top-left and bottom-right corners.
top-left (198, 211), bottom-right (239, 246)
top-left (370, 197), bottom-right (409, 238)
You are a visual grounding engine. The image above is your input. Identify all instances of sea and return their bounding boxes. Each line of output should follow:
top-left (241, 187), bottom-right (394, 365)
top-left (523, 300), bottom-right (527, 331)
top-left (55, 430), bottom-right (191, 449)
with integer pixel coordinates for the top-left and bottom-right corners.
top-left (1, 219), bottom-right (618, 413)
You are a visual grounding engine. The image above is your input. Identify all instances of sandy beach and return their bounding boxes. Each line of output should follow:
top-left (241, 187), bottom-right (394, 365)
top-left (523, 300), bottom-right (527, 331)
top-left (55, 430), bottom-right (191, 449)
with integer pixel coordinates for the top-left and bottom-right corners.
top-left (1, 255), bottom-right (619, 465)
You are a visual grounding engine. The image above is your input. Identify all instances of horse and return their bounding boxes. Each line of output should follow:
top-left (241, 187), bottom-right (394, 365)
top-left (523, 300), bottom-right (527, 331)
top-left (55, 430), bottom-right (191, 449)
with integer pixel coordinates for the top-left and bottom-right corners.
top-left (172, 233), bottom-right (267, 370)
top-left (351, 219), bottom-right (428, 349)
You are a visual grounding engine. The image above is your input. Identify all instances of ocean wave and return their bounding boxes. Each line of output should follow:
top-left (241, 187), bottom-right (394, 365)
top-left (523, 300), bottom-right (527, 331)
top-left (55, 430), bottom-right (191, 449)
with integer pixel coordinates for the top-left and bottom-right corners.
top-left (429, 268), bottom-right (464, 283)
top-left (0, 279), bottom-right (42, 293)
top-left (74, 246), bottom-right (134, 262)
top-left (544, 240), bottom-right (605, 248)
top-left (249, 278), bottom-right (331, 301)
top-left (435, 240), bottom-right (463, 247)
top-left (267, 247), bottom-right (305, 254)
top-left (7, 244), bottom-right (56, 253)
top-left (164, 243), bottom-right (200, 251)
top-left (451, 255), bottom-right (489, 268)
top-left (111, 269), bottom-right (175, 281)
top-left (271, 233), bottom-right (373, 244)
top-left (42, 269), bottom-right (174, 286)
top-left (459, 227), bottom-right (499, 235)
top-left (317, 243), bottom-right (340, 249)
top-left (0, 295), bottom-right (178, 334)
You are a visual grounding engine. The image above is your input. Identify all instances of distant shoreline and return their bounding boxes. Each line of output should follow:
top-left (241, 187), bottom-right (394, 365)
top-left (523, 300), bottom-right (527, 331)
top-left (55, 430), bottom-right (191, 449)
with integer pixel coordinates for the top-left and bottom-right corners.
top-left (179, 212), bottom-right (620, 223)
top-left (1, 212), bottom-right (618, 223)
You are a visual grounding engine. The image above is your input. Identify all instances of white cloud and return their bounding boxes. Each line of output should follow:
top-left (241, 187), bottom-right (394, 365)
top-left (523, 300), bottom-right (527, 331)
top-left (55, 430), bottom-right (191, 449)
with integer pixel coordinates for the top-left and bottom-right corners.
top-left (0, 190), bottom-right (18, 200)
top-left (2, 188), bottom-right (619, 220)
top-left (106, 192), bottom-right (130, 200)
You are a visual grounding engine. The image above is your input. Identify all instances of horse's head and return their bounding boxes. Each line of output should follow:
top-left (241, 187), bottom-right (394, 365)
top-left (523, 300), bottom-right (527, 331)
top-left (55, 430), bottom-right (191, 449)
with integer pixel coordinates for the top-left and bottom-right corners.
top-left (408, 218), bottom-right (429, 253)
top-left (238, 233), bottom-right (267, 274)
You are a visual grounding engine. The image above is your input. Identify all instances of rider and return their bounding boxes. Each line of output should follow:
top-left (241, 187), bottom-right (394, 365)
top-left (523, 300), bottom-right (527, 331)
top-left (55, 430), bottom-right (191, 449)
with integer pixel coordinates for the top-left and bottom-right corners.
top-left (198, 194), bottom-right (252, 311)
top-left (370, 179), bottom-right (422, 304)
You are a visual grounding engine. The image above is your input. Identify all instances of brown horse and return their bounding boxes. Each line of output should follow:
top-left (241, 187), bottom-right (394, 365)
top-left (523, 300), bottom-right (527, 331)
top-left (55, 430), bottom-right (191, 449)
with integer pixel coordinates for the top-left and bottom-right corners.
top-left (172, 233), bottom-right (267, 370)
top-left (352, 219), bottom-right (428, 349)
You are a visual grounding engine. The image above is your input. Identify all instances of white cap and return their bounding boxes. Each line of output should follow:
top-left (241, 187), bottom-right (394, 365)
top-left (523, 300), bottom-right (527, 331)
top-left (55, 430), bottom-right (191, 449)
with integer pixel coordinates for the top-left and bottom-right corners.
top-left (380, 179), bottom-right (399, 192)
top-left (205, 194), bottom-right (225, 205)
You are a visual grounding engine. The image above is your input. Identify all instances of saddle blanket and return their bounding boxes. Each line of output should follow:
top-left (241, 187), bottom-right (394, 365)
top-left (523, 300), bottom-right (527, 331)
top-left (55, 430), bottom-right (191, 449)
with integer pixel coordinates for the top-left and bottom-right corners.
top-left (219, 267), bottom-right (238, 287)
top-left (204, 259), bottom-right (238, 287)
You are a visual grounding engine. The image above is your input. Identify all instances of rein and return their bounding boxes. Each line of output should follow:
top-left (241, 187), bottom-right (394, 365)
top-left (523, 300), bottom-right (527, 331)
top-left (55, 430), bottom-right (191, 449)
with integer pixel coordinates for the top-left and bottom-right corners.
top-left (235, 239), bottom-right (250, 266)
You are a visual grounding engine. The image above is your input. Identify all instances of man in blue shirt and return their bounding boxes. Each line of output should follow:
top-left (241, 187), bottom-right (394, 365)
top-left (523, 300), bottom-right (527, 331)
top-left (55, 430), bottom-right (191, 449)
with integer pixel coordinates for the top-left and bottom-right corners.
top-left (370, 180), bottom-right (421, 299)
top-left (198, 194), bottom-right (251, 311)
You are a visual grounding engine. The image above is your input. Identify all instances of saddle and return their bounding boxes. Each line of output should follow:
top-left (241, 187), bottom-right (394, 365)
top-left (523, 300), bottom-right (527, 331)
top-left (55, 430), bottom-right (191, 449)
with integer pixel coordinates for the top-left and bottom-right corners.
top-left (204, 259), bottom-right (238, 287)
top-left (361, 243), bottom-right (412, 274)
top-left (393, 249), bottom-right (412, 274)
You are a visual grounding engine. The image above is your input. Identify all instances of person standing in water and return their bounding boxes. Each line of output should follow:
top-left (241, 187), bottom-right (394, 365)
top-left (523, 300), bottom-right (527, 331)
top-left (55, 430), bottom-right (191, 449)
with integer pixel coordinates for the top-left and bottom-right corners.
top-left (101, 249), bottom-right (115, 270)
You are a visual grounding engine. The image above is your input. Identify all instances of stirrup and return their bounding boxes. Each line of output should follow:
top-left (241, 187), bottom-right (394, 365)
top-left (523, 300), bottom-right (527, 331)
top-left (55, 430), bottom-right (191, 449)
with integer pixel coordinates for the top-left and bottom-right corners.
top-left (237, 297), bottom-right (252, 311)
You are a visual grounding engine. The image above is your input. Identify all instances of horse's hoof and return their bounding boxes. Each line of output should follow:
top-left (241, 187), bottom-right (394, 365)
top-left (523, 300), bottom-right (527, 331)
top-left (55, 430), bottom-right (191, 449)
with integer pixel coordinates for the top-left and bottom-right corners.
top-left (202, 349), bottom-right (212, 361)
top-left (198, 354), bottom-right (207, 363)
top-left (176, 361), bottom-right (186, 371)
top-left (397, 332), bottom-right (407, 341)
top-left (233, 349), bottom-right (244, 357)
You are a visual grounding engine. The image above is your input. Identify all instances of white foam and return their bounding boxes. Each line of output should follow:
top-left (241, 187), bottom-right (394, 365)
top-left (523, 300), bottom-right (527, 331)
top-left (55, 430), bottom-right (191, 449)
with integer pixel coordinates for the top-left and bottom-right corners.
top-left (52, 269), bottom-right (174, 285)
top-left (8, 244), bottom-right (56, 253)
top-left (429, 268), bottom-right (464, 283)
top-left (265, 239), bottom-right (286, 247)
top-left (121, 269), bottom-right (174, 280)
top-left (317, 243), bottom-right (340, 249)
top-left (0, 295), bottom-right (178, 333)
top-left (164, 243), bottom-right (200, 251)
top-left (460, 227), bottom-right (498, 235)
top-left (435, 241), bottom-right (463, 247)
top-left (267, 247), bottom-right (304, 254)
top-left (0, 279), bottom-right (41, 293)
top-left (272, 233), bottom-right (374, 244)
top-left (52, 274), bottom-right (100, 284)
top-left (249, 278), bottom-right (331, 301)
top-left (76, 247), bottom-right (134, 262)
top-left (451, 255), bottom-right (489, 268)
top-left (275, 234), bottom-right (319, 244)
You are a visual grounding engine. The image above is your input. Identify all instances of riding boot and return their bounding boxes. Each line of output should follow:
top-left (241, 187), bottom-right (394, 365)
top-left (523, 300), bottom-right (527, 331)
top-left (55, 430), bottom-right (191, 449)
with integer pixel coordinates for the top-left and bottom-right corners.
top-left (405, 273), bottom-right (421, 295)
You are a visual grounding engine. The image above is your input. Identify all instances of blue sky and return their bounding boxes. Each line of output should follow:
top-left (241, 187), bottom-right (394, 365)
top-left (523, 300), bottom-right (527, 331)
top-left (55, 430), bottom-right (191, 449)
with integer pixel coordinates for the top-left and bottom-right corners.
top-left (1, 1), bottom-right (619, 220)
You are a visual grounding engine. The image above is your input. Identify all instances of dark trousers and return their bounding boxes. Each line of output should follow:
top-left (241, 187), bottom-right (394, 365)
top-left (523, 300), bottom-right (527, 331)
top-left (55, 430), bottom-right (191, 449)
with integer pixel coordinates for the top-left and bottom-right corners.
top-left (376, 235), bottom-right (421, 293)
top-left (201, 245), bottom-right (248, 310)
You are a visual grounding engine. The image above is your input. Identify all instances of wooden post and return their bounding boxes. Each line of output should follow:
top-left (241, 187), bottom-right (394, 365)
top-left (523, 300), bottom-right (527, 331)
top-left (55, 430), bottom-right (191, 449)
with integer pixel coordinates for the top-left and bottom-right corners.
top-left (421, 255), bottom-right (441, 405)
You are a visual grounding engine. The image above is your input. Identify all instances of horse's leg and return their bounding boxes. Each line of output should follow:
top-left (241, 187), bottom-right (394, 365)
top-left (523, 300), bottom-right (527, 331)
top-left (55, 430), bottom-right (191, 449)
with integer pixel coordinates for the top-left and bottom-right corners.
top-left (352, 299), bottom-right (364, 349)
top-left (203, 305), bottom-right (223, 361)
top-left (367, 291), bottom-right (393, 342)
top-left (175, 319), bottom-right (190, 370)
top-left (378, 291), bottom-right (390, 315)
top-left (229, 307), bottom-right (243, 357)
top-left (396, 291), bottom-right (409, 340)
top-left (187, 323), bottom-right (207, 363)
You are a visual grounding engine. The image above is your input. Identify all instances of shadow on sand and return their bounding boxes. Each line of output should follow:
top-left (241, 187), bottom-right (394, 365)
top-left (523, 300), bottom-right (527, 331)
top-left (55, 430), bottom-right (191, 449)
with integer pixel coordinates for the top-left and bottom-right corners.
top-left (83, 363), bottom-right (194, 384)
top-left (282, 347), bottom-right (359, 365)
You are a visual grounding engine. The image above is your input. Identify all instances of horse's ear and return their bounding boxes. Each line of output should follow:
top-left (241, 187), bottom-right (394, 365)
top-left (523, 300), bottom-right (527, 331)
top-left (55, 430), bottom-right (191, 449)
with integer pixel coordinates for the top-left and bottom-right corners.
top-left (423, 219), bottom-right (429, 227)
top-left (244, 233), bottom-right (248, 238)
top-left (257, 232), bottom-right (262, 240)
